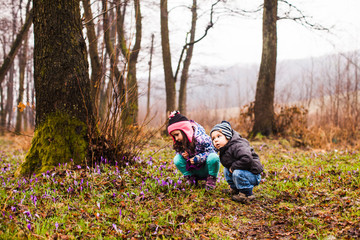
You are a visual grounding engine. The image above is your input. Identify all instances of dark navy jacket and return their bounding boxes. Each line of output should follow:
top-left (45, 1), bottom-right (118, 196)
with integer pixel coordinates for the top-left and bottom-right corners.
top-left (218, 130), bottom-right (263, 174)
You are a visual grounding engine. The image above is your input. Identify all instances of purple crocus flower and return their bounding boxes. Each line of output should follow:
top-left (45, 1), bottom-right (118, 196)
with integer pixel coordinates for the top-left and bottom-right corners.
top-left (27, 223), bottom-right (31, 231)
top-left (112, 223), bottom-right (118, 232)
top-left (24, 211), bottom-right (31, 218)
top-left (55, 222), bottom-right (59, 230)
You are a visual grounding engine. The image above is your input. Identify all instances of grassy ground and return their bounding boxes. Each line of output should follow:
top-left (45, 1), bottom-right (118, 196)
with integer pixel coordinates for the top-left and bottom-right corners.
top-left (0, 134), bottom-right (360, 239)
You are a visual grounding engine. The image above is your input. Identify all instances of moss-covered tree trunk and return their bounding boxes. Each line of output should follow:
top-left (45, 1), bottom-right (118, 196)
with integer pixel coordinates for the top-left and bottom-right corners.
top-left (17, 0), bottom-right (94, 177)
top-left (252, 0), bottom-right (277, 136)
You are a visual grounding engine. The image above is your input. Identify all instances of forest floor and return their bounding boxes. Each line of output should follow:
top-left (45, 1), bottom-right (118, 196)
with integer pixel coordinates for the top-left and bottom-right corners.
top-left (0, 133), bottom-right (360, 239)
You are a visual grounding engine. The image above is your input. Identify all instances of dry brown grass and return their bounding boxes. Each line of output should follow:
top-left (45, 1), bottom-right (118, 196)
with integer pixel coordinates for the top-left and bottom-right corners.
top-left (0, 132), bottom-right (33, 153)
top-left (226, 103), bottom-right (360, 150)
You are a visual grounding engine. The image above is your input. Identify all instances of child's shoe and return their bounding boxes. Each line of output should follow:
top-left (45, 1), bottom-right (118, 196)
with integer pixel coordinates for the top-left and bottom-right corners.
top-left (221, 188), bottom-right (239, 195)
top-left (184, 175), bottom-right (197, 186)
top-left (205, 175), bottom-right (217, 190)
top-left (232, 188), bottom-right (255, 203)
top-left (232, 192), bottom-right (251, 203)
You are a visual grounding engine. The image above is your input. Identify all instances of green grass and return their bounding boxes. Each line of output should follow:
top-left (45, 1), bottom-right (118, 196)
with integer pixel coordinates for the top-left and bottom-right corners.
top-left (0, 139), bottom-right (360, 239)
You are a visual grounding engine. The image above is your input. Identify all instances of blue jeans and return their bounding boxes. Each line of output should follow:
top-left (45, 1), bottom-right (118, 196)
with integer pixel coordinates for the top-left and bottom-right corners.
top-left (224, 168), bottom-right (261, 190)
top-left (174, 153), bottom-right (220, 178)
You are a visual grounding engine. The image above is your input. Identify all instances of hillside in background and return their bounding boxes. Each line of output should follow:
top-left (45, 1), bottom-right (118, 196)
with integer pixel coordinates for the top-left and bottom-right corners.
top-left (138, 50), bottom-right (360, 124)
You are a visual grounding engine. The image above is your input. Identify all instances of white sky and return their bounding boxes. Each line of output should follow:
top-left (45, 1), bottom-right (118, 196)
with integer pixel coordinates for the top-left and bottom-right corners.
top-left (185, 0), bottom-right (360, 66)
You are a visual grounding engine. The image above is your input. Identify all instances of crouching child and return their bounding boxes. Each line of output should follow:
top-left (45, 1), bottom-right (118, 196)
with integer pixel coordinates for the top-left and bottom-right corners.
top-left (210, 121), bottom-right (264, 203)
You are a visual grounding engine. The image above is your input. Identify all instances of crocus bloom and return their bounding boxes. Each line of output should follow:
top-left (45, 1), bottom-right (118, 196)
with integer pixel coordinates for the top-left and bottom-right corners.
top-left (112, 223), bottom-right (118, 232)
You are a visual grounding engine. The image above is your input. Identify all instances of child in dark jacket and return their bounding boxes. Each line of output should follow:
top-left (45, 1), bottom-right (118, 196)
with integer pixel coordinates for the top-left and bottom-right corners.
top-left (210, 121), bottom-right (263, 203)
top-left (167, 111), bottom-right (220, 190)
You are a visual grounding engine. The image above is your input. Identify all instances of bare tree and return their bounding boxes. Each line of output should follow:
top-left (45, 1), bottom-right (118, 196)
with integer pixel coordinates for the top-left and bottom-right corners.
top-left (116, 0), bottom-right (142, 125)
top-left (160, 0), bottom-right (176, 117)
top-left (146, 33), bottom-right (154, 117)
top-left (15, 1), bottom-right (31, 134)
top-left (160, 0), bottom-right (221, 117)
top-left (0, 8), bottom-right (32, 86)
top-left (252, 0), bottom-right (277, 136)
top-left (82, 0), bottom-right (103, 116)
top-left (102, 0), bottom-right (125, 126)
top-left (251, 0), bottom-right (328, 136)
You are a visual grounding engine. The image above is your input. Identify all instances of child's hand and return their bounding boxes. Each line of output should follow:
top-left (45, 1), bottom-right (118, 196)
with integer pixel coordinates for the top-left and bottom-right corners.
top-left (189, 157), bottom-right (195, 164)
top-left (182, 152), bottom-right (189, 159)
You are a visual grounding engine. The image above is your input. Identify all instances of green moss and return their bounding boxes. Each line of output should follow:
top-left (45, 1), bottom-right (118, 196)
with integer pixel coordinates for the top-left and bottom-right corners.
top-left (16, 112), bottom-right (88, 177)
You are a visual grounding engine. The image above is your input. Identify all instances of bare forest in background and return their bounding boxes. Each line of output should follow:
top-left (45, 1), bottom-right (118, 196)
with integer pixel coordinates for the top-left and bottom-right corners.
top-left (0, 0), bottom-right (359, 149)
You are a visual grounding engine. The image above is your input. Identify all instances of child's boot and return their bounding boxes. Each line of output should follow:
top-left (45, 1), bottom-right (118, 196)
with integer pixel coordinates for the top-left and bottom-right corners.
top-left (221, 188), bottom-right (239, 195)
top-left (205, 175), bottom-right (217, 190)
top-left (232, 192), bottom-right (248, 203)
top-left (184, 175), bottom-right (197, 186)
top-left (232, 188), bottom-right (255, 203)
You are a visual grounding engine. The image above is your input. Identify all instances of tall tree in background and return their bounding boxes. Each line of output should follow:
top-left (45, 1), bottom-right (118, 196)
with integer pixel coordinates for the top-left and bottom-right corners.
top-left (82, 0), bottom-right (102, 116)
top-left (102, 0), bottom-right (125, 122)
top-left (252, 0), bottom-right (277, 136)
top-left (178, 0), bottom-right (197, 115)
top-left (5, 3), bottom-right (18, 131)
top-left (160, 0), bottom-right (176, 117)
top-left (117, 0), bottom-right (142, 125)
top-left (15, 2), bottom-right (31, 134)
top-left (17, 0), bottom-right (94, 176)
top-left (160, 0), bottom-right (220, 117)
top-left (0, 5), bottom-right (33, 134)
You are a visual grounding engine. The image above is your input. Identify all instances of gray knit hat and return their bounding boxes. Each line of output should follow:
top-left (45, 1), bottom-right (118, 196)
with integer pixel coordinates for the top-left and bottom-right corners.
top-left (210, 120), bottom-right (233, 139)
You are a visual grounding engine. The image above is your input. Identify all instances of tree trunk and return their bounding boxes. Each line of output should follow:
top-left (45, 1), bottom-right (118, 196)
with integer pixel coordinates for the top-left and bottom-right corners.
top-left (98, 51), bottom-right (110, 121)
top-left (252, 0), bottom-right (277, 136)
top-left (103, 0), bottom-right (125, 110)
top-left (15, 38), bottom-right (28, 134)
top-left (116, 0), bottom-right (141, 125)
top-left (82, 0), bottom-right (102, 116)
top-left (17, 0), bottom-right (94, 177)
top-left (0, 84), bottom-right (4, 135)
top-left (23, 69), bottom-right (30, 132)
top-left (5, 64), bottom-right (14, 130)
top-left (15, 10), bottom-right (30, 134)
top-left (178, 0), bottom-right (197, 115)
top-left (147, 34), bottom-right (154, 117)
top-left (160, 0), bottom-right (176, 117)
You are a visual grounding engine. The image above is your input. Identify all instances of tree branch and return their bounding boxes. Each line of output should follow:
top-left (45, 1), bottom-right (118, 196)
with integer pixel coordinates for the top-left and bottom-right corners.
top-left (0, 8), bottom-right (33, 86)
top-left (174, 0), bottom-right (221, 82)
top-left (278, 0), bottom-right (329, 31)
